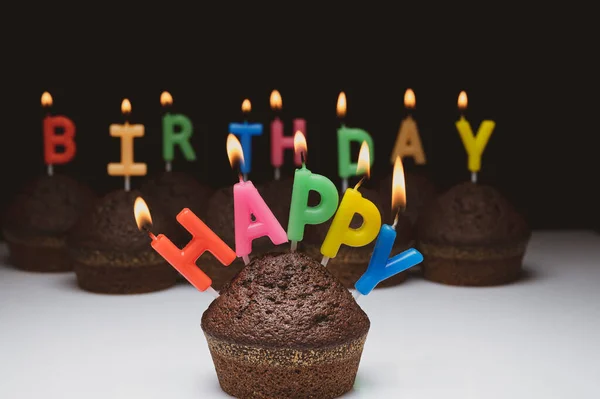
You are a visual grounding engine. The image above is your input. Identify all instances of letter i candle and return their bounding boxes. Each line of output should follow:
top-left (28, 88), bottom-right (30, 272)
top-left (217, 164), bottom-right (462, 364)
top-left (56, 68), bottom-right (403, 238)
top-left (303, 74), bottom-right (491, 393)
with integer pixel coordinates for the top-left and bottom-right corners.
top-left (134, 197), bottom-right (236, 298)
top-left (226, 134), bottom-right (288, 264)
top-left (41, 91), bottom-right (77, 176)
top-left (354, 156), bottom-right (424, 299)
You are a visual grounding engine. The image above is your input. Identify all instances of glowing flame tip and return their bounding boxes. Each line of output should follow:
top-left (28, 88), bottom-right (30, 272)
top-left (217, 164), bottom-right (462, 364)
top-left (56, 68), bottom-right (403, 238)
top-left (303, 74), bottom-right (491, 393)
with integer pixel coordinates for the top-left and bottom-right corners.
top-left (226, 134), bottom-right (245, 169)
top-left (392, 156), bottom-right (407, 212)
top-left (121, 98), bottom-right (132, 114)
top-left (294, 131), bottom-right (307, 162)
top-left (356, 141), bottom-right (371, 178)
top-left (336, 92), bottom-right (347, 118)
top-left (404, 88), bottom-right (416, 109)
top-left (134, 197), bottom-right (153, 231)
top-left (458, 91), bottom-right (468, 110)
top-left (41, 91), bottom-right (53, 107)
top-left (242, 99), bottom-right (251, 113)
top-left (160, 91), bottom-right (173, 106)
top-left (270, 90), bottom-right (282, 110)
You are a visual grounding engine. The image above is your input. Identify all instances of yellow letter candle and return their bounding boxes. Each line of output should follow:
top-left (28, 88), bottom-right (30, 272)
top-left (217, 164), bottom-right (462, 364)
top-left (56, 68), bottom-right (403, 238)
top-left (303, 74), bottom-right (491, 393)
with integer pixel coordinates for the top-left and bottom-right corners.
top-left (320, 141), bottom-right (382, 266)
top-left (390, 89), bottom-right (426, 165)
top-left (107, 99), bottom-right (147, 191)
top-left (455, 91), bottom-right (496, 183)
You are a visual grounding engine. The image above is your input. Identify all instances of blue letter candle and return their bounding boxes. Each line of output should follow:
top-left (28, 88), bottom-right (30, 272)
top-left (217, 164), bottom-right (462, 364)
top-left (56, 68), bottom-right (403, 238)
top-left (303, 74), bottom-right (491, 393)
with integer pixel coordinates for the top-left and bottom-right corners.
top-left (229, 122), bottom-right (263, 175)
top-left (355, 224), bottom-right (423, 295)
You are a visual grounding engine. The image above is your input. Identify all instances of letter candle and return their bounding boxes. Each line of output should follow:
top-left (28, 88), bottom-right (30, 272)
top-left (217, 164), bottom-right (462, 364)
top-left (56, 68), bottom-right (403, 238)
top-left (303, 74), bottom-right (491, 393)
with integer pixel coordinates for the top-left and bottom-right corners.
top-left (320, 141), bottom-right (381, 267)
top-left (455, 91), bottom-right (496, 183)
top-left (107, 99), bottom-right (147, 191)
top-left (336, 92), bottom-right (375, 192)
top-left (134, 197), bottom-right (236, 298)
top-left (353, 156), bottom-right (424, 300)
top-left (226, 134), bottom-right (288, 264)
top-left (161, 91), bottom-right (196, 172)
top-left (229, 99), bottom-right (263, 181)
top-left (287, 131), bottom-right (339, 252)
top-left (41, 91), bottom-right (77, 176)
top-left (270, 90), bottom-right (307, 180)
top-left (390, 89), bottom-right (426, 165)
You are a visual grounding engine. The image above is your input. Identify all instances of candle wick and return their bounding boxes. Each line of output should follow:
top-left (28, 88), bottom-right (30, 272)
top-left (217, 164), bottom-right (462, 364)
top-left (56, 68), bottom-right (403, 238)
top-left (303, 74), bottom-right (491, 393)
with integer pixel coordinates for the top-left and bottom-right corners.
top-left (392, 211), bottom-right (400, 230)
top-left (142, 225), bottom-right (157, 241)
top-left (354, 176), bottom-right (366, 190)
top-left (300, 151), bottom-right (306, 165)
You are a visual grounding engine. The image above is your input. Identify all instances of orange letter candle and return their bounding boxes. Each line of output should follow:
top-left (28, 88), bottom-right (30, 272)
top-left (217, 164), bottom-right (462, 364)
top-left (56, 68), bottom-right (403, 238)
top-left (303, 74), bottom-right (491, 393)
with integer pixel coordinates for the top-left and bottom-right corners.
top-left (108, 99), bottom-right (147, 191)
top-left (134, 198), bottom-right (236, 296)
top-left (41, 92), bottom-right (76, 176)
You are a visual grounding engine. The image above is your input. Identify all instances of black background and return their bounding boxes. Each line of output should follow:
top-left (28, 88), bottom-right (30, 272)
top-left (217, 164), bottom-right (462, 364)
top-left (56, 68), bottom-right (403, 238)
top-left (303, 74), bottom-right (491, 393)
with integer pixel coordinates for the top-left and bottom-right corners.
top-left (1, 17), bottom-right (596, 231)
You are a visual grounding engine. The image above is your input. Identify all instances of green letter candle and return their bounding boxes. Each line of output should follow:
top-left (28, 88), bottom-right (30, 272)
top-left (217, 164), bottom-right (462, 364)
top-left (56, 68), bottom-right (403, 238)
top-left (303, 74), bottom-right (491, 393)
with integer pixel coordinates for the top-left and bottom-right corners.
top-left (287, 132), bottom-right (339, 244)
top-left (336, 92), bottom-right (375, 191)
top-left (161, 91), bottom-right (196, 171)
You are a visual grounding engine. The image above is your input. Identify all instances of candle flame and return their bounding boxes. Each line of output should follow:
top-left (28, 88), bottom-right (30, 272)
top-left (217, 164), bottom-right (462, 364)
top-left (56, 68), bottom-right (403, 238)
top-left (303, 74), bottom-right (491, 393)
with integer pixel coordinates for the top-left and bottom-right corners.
top-left (41, 91), bottom-right (53, 107)
top-left (336, 92), bottom-right (347, 118)
top-left (134, 197), bottom-right (153, 231)
top-left (226, 133), bottom-right (244, 170)
top-left (294, 131), bottom-right (307, 162)
top-left (458, 91), bottom-right (468, 110)
top-left (121, 98), bottom-right (132, 115)
top-left (404, 88), bottom-right (416, 109)
top-left (356, 141), bottom-right (370, 178)
top-left (242, 99), bottom-right (251, 113)
top-left (270, 90), bottom-right (282, 110)
top-left (392, 156), bottom-right (407, 213)
top-left (160, 91), bottom-right (173, 106)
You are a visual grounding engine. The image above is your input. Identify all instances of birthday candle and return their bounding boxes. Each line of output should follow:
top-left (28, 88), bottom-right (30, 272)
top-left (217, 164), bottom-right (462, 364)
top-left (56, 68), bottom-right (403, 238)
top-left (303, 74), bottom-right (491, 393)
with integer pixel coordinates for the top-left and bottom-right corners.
top-left (41, 92), bottom-right (77, 176)
top-left (229, 99), bottom-right (263, 178)
top-left (389, 89), bottom-right (426, 165)
top-left (160, 91), bottom-right (196, 172)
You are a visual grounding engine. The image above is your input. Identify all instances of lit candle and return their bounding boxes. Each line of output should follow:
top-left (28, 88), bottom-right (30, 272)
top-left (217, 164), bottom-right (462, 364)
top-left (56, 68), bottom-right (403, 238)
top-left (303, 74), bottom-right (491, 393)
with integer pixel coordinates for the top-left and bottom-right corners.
top-left (336, 91), bottom-right (375, 192)
top-left (287, 131), bottom-right (339, 252)
top-left (320, 141), bottom-right (381, 266)
top-left (354, 156), bottom-right (424, 299)
top-left (107, 99), bottom-right (147, 191)
top-left (270, 90), bottom-right (307, 180)
top-left (134, 197), bottom-right (236, 298)
top-left (455, 91), bottom-right (496, 183)
top-left (161, 91), bottom-right (196, 172)
top-left (41, 91), bottom-right (76, 176)
top-left (227, 134), bottom-right (288, 264)
top-left (390, 89), bottom-right (426, 165)
top-left (229, 99), bottom-right (263, 180)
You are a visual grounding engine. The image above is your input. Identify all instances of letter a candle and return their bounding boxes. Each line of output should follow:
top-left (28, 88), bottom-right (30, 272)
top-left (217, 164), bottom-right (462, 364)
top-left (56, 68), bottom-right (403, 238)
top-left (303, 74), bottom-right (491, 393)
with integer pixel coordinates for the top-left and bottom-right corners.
top-left (455, 91), bottom-right (496, 183)
top-left (107, 99), bottom-right (147, 191)
top-left (390, 89), bottom-right (427, 166)
top-left (227, 134), bottom-right (288, 265)
top-left (134, 197), bottom-right (236, 298)
top-left (320, 141), bottom-right (381, 267)
top-left (160, 91), bottom-right (196, 172)
top-left (354, 156), bottom-right (424, 300)
top-left (41, 91), bottom-right (77, 176)
top-left (287, 131), bottom-right (339, 252)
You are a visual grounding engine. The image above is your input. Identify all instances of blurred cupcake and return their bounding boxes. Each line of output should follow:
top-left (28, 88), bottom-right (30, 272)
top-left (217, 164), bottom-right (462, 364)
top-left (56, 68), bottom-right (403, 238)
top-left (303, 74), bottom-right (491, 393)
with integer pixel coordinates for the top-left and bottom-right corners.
top-left (417, 182), bottom-right (530, 286)
top-left (2, 174), bottom-right (94, 272)
top-left (68, 189), bottom-right (179, 294)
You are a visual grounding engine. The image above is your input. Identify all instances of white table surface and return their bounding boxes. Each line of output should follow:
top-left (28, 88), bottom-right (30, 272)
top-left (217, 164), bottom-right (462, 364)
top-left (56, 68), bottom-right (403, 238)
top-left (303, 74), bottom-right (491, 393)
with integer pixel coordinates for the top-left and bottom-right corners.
top-left (1, 231), bottom-right (599, 399)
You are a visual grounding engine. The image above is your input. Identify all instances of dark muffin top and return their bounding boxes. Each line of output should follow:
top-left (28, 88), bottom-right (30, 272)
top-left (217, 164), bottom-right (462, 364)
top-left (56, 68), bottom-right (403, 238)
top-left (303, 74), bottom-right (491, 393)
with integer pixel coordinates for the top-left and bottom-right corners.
top-left (202, 252), bottom-right (370, 348)
top-left (304, 187), bottom-right (413, 249)
top-left (68, 189), bottom-right (177, 253)
top-left (379, 171), bottom-right (437, 225)
top-left (140, 171), bottom-right (213, 220)
top-left (258, 177), bottom-right (294, 230)
top-left (3, 174), bottom-right (94, 236)
top-left (417, 182), bottom-right (530, 246)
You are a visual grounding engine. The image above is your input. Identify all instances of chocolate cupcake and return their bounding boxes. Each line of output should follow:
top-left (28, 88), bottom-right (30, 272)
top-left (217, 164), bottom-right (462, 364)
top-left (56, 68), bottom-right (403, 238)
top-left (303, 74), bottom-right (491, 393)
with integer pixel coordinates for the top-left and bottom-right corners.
top-left (379, 171), bottom-right (437, 225)
top-left (68, 189), bottom-right (179, 294)
top-left (202, 252), bottom-right (369, 399)
top-left (303, 188), bottom-right (414, 288)
top-left (2, 174), bottom-right (94, 272)
top-left (140, 171), bottom-right (213, 245)
top-left (417, 182), bottom-right (531, 286)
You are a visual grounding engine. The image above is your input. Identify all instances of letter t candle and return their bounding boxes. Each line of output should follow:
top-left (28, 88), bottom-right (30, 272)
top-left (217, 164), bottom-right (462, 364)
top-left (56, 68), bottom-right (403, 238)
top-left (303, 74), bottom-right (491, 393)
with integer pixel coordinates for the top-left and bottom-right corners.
top-left (228, 99), bottom-right (263, 181)
top-left (354, 156), bottom-right (424, 300)
top-left (134, 197), bottom-right (236, 298)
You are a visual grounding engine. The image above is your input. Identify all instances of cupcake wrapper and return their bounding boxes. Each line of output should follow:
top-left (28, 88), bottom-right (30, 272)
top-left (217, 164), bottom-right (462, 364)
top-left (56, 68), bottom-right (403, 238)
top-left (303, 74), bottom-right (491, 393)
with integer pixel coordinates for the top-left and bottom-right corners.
top-left (205, 333), bottom-right (367, 399)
